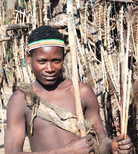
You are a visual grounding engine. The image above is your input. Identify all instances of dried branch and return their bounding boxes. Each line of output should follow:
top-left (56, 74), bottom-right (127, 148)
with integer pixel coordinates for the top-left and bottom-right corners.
top-left (0, 23), bottom-right (32, 32)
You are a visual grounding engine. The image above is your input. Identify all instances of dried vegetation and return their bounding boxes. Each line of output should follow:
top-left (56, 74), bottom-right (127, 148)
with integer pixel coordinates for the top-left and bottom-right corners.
top-left (0, 0), bottom-right (138, 152)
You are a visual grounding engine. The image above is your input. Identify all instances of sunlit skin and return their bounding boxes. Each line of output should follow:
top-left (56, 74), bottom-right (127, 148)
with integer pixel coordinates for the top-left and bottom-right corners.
top-left (4, 46), bottom-right (133, 154)
top-left (29, 46), bottom-right (64, 86)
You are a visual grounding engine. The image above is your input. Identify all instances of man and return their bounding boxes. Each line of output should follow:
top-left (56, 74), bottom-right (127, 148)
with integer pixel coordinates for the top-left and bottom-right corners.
top-left (5, 25), bottom-right (133, 154)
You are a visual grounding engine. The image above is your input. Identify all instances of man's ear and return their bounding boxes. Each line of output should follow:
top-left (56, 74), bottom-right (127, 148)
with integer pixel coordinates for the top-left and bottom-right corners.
top-left (26, 51), bottom-right (31, 64)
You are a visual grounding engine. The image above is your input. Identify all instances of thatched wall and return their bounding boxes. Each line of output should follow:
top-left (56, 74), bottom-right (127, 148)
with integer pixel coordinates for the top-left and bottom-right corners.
top-left (0, 0), bottom-right (138, 152)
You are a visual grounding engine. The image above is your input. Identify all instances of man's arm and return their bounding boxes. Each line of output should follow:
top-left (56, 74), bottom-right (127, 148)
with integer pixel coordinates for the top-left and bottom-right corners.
top-left (4, 90), bottom-right (27, 154)
top-left (4, 90), bottom-right (94, 154)
top-left (80, 83), bottom-right (110, 153)
top-left (80, 83), bottom-right (133, 154)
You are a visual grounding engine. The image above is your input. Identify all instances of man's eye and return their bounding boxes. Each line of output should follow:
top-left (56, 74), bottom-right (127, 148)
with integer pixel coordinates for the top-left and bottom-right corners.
top-left (53, 59), bottom-right (62, 63)
top-left (38, 60), bottom-right (45, 63)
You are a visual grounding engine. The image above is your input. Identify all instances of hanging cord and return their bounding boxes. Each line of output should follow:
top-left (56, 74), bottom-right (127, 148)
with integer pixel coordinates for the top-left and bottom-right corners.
top-left (29, 102), bottom-right (39, 135)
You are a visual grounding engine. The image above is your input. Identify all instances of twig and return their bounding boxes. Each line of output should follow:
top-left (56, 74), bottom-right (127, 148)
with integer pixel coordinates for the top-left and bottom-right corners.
top-left (0, 23), bottom-right (32, 32)
top-left (0, 37), bottom-right (11, 43)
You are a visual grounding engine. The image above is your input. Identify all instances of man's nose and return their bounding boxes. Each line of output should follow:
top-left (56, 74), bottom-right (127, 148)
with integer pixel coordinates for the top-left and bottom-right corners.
top-left (45, 62), bottom-right (54, 72)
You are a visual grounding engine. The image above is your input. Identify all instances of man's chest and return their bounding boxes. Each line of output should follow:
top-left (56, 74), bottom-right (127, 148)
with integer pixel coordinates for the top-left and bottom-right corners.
top-left (35, 89), bottom-right (78, 114)
top-left (25, 112), bottom-right (77, 151)
top-left (25, 92), bottom-right (81, 135)
top-left (24, 85), bottom-right (87, 137)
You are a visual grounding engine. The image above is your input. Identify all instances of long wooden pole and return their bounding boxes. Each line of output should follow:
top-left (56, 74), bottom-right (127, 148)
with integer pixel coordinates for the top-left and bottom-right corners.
top-left (20, 30), bottom-right (30, 83)
top-left (25, 34), bottom-right (34, 83)
top-left (119, 5), bottom-right (124, 134)
top-left (32, 0), bottom-right (37, 30)
top-left (39, 0), bottom-right (43, 26)
top-left (122, 22), bottom-right (130, 134)
top-left (67, 0), bottom-right (86, 137)
top-left (124, 70), bottom-right (131, 138)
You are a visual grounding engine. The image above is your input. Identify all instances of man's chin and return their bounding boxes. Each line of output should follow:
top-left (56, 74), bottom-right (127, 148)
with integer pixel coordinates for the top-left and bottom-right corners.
top-left (42, 78), bottom-right (59, 86)
top-left (36, 77), bottom-right (61, 87)
top-left (42, 80), bottom-right (56, 86)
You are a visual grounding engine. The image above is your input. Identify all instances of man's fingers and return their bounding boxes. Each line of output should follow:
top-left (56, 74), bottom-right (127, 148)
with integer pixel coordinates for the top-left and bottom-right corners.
top-left (119, 135), bottom-right (131, 145)
top-left (116, 133), bottom-right (125, 142)
top-left (89, 141), bottom-right (95, 153)
top-left (85, 134), bottom-right (92, 141)
top-left (85, 134), bottom-right (94, 153)
top-left (88, 139), bottom-right (94, 146)
top-left (90, 145), bottom-right (95, 153)
top-left (118, 138), bottom-right (133, 154)
top-left (118, 147), bottom-right (133, 154)
top-left (82, 134), bottom-right (94, 146)
top-left (119, 142), bottom-right (133, 150)
top-left (81, 134), bottom-right (94, 153)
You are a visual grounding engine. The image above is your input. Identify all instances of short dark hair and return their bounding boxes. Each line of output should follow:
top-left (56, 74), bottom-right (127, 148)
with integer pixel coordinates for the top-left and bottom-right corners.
top-left (28, 25), bottom-right (65, 57)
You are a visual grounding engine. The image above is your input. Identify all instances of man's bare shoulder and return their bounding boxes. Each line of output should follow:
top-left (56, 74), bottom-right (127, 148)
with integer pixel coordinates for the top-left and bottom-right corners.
top-left (9, 90), bottom-right (26, 103)
top-left (79, 82), bottom-right (99, 109)
top-left (62, 79), bottom-right (96, 97)
top-left (79, 82), bottom-right (95, 96)
top-left (7, 90), bottom-right (28, 115)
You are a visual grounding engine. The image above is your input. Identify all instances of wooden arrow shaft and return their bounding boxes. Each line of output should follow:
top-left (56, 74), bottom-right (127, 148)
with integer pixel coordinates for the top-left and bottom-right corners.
top-left (67, 12), bottom-right (86, 137)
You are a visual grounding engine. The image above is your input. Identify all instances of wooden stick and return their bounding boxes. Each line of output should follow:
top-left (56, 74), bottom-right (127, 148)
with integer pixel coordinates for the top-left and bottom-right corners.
top-left (67, 0), bottom-right (86, 137)
top-left (0, 2), bottom-right (2, 25)
top-left (25, 34), bottom-right (34, 83)
top-left (0, 23), bottom-right (32, 31)
top-left (39, 0), bottom-right (43, 26)
top-left (119, 5), bottom-right (124, 133)
top-left (0, 37), bottom-right (11, 43)
top-left (120, 79), bottom-right (123, 133)
top-left (124, 70), bottom-right (131, 138)
top-left (12, 36), bottom-right (22, 84)
top-left (122, 22), bottom-right (130, 134)
top-left (71, 45), bottom-right (86, 137)
top-left (84, 1), bottom-right (88, 54)
top-left (32, 0), bottom-right (37, 30)
top-left (18, 0), bottom-right (21, 23)
top-left (19, 30), bottom-right (30, 83)
top-left (107, 0), bottom-right (137, 2)
top-left (2, 2), bottom-right (5, 25)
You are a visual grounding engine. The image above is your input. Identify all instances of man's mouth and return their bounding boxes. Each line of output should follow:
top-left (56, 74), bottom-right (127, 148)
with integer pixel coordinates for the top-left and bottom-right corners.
top-left (42, 75), bottom-right (56, 80)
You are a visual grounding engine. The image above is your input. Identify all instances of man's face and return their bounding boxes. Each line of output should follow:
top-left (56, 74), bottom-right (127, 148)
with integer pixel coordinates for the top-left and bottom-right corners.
top-left (30, 46), bottom-right (63, 86)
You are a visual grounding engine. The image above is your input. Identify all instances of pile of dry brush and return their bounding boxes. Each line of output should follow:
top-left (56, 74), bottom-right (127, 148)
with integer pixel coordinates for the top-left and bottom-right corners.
top-left (0, 0), bottom-right (138, 152)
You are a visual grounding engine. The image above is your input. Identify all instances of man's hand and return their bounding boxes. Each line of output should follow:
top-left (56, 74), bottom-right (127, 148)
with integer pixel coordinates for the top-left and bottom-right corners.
top-left (64, 134), bottom-right (94, 154)
top-left (111, 133), bottom-right (133, 154)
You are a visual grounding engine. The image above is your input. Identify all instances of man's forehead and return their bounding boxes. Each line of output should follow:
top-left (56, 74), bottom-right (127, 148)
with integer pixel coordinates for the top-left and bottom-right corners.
top-left (32, 46), bottom-right (64, 57)
top-left (36, 46), bottom-right (63, 52)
